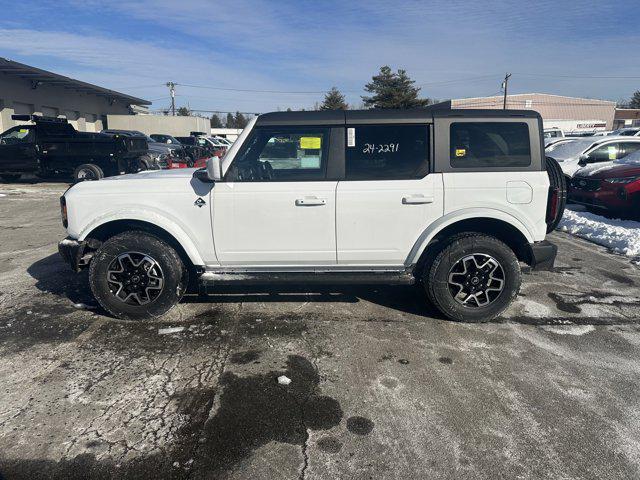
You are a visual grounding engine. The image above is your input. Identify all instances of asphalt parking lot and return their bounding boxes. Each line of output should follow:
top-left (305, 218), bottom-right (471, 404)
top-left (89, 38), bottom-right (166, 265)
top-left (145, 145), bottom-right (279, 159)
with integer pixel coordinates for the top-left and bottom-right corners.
top-left (1, 182), bottom-right (640, 480)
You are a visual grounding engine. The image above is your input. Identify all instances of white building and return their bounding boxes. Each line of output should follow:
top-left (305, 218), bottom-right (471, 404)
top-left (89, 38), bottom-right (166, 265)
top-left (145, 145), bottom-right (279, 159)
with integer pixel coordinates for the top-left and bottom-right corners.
top-left (452, 93), bottom-right (616, 134)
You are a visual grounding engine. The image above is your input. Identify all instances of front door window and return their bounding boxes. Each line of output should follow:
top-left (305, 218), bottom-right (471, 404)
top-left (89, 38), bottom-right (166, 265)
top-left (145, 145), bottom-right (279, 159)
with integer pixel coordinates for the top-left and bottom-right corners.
top-left (226, 128), bottom-right (329, 181)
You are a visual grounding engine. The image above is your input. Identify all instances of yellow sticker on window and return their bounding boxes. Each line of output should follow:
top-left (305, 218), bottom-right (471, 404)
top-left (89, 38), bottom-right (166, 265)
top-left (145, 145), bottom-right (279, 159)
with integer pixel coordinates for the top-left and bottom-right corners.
top-left (19, 129), bottom-right (28, 133)
top-left (608, 146), bottom-right (617, 160)
top-left (455, 148), bottom-right (466, 157)
top-left (300, 137), bottom-right (321, 149)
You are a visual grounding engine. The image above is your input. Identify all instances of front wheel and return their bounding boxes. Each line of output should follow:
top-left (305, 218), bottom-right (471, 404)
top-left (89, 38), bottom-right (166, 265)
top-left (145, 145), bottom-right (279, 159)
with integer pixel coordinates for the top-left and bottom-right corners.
top-left (424, 234), bottom-right (521, 322)
top-left (89, 231), bottom-right (187, 320)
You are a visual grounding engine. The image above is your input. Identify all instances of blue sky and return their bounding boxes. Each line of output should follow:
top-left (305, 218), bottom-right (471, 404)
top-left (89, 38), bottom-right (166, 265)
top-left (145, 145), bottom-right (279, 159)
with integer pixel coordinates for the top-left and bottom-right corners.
top-left (0, 0), bottom-right (638, 114)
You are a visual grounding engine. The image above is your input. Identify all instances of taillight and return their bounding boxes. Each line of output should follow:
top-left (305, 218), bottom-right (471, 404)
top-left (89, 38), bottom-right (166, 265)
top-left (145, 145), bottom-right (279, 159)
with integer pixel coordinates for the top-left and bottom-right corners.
top-left (60, 195), bottom-right (68, 228)
top-left (546, 187), bottom-right (559, 224)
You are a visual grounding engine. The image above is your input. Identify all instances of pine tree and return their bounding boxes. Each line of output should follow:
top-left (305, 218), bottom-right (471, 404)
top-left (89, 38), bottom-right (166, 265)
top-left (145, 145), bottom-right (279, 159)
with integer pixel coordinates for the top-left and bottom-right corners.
top-left (225, 113), bottom-right (236, 128)
top-left (320, 87), bottom-right (348, 110)
top-left (362, 66), bottom-right (431, 109)
top-left (629, 90), bottom-right (640, 109)
top-left (210, 114), bottom-right (223, 128)
top-left (176, 106), bottom-right (191, 116)
top-left (234, 112), bottom-right (248, 129)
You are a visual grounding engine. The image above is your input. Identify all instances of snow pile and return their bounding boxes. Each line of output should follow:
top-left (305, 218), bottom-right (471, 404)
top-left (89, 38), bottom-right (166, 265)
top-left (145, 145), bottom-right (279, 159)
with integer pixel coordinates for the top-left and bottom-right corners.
top-left (558, 208), bottom-right (640, 257)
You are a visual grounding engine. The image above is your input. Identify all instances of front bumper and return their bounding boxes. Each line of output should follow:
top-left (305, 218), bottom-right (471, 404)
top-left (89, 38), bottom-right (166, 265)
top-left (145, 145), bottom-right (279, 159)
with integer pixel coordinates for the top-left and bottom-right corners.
top-left (58, 237), bottom-right (87, 272)
top-left (528, 240), bottom-right (557, 271)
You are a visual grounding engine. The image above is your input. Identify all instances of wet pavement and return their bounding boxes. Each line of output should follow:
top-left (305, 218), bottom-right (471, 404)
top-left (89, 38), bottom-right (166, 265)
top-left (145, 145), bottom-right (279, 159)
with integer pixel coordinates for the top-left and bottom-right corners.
top-left (1, 182), bottom-right (639, 479)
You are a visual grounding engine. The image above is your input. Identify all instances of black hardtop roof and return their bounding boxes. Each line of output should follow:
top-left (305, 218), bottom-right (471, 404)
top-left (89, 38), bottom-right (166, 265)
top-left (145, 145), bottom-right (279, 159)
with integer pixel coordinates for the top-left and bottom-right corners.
top-left (255, 104), bottom-right (541, 126)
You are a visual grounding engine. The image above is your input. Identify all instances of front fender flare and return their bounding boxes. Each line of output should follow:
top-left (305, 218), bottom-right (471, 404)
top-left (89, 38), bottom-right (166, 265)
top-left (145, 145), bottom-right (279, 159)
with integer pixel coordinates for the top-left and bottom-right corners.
top-left (77, 208), bottom-right (205, 266)
top-left (405, 208), bottom-right (535, 266)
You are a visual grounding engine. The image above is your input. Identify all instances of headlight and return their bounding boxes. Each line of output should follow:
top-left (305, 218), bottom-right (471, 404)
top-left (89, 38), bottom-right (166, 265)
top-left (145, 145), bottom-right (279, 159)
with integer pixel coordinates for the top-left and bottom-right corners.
top-left (604, 176), bottom-right (640, 184)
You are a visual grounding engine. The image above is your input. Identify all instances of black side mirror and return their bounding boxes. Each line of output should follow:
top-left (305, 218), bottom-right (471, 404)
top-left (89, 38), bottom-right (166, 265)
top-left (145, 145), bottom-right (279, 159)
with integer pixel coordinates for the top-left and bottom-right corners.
top-left (193, 168), bottom-right (214, 183)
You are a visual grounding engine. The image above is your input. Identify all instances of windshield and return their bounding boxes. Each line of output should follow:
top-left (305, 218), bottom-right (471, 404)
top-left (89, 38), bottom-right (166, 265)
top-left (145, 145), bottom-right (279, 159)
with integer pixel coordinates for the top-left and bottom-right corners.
top-left (546, 139), bottom-right (593, 160)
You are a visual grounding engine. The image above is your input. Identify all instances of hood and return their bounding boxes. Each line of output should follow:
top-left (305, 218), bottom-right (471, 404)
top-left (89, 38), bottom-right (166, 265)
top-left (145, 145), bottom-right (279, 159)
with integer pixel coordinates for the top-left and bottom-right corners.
top-left (549, 155), bottom-right (582, 177)
top-left (147, 142), bottom-right (172, 154)
top-left (574, 162), bottom-right (640, 179)
top-left (102, 168), bottom-right (197, 181)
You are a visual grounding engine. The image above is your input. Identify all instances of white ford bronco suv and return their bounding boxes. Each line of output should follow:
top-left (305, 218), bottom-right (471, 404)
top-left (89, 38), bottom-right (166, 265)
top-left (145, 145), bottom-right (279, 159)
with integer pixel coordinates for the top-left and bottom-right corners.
top-left (59, 106), bottom-right (564, 322)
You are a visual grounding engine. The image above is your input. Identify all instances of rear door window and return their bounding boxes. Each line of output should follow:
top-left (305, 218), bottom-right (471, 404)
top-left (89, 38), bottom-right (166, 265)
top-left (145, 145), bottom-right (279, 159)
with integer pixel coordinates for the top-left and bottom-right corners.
top-left (450, 122), bottom-right (531, 168)
top-left (345, 124), bottom-right (429, 180)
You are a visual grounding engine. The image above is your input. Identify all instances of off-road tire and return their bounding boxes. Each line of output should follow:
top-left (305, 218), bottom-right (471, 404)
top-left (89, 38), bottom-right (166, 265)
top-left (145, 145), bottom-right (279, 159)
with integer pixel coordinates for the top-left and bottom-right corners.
top-left (424, 233), bottom-right (521, 322)
top-left (135, 155), bottom-right (157, 172)
top-left (89, 231), bottom-right (187, 320)
top-left (73, 163), bottom-right (104, 182)
top-left (545, 156), bottom-right (567, 232)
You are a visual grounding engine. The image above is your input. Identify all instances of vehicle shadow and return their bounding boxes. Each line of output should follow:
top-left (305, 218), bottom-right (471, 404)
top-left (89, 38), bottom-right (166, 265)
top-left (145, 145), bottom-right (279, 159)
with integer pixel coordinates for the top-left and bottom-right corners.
top-left (27, 253), bottom-right (96, 307)
top-left (184, 283), bottom-right (442, 318)
top-left (28, 253), bottom-right (443, 319)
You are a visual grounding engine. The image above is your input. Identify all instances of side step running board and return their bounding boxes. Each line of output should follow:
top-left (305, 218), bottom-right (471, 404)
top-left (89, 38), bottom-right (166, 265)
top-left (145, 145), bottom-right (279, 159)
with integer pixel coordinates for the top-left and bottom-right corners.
top-left (199, 270), bottom-right (416, 286)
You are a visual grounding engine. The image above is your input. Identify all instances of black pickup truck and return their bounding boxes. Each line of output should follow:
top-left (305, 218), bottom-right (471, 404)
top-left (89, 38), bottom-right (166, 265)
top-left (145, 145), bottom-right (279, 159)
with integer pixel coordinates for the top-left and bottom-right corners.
top-left (0, 115), bottom-right (148, 182)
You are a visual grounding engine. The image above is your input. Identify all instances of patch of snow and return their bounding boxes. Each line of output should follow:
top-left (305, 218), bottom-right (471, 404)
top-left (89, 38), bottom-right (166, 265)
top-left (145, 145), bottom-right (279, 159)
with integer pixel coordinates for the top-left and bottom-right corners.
top-left (158, 326), bottom-right (185, 335)
top-left (277, 375), bottom-right (292, 386)
top-left (59, 238), bottom-right (79, 247)
top-left (0, 193), bottom-right (6, 197)
top-left (542, 325), bottom-right (595, 336)
top-left (558, 208), bottom-right (640, 257)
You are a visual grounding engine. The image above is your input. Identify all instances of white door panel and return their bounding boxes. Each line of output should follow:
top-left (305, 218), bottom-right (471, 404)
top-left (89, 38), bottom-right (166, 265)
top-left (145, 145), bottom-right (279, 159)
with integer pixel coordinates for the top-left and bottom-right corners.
top-left (336, 175), bottom-right (444, 264)
top-left (213, 181), bottom-right (337, 265)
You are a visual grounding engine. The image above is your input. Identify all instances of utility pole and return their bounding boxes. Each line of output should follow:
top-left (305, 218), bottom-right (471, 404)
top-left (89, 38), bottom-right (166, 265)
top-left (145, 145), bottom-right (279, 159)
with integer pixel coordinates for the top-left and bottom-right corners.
top-left (502, 73), bottom-right (511, 110)
top-left (166, 82), bottom-right (176, 116)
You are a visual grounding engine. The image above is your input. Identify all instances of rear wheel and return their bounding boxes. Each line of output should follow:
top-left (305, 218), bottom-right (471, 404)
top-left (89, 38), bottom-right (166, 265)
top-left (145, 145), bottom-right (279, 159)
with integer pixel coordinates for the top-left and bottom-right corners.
top-left (545, 156), bottom-right (567, 232)
top-left (134, 155), bottom-right (153, 172)
top-left (74, 163), bottom-right (104, 182)
top-left (424, 234), bottom-right (521, 322)
top-left (89, 231), bottom-right (187, 320)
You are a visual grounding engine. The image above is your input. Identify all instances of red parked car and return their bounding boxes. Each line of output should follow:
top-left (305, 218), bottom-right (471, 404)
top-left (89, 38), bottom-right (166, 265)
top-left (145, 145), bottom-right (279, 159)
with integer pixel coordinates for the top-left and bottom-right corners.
top-left (167, 156), bottom-right (209, 169)
top-left (569, 157), bottom-right (640, 217)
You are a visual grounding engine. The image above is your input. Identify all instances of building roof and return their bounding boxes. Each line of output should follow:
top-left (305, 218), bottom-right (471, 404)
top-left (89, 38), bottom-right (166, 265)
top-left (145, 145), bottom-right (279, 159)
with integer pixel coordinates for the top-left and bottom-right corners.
top-left (0, 57), bottom-right (151, 106)
top-left (453, 92), bottom-right (615, 105)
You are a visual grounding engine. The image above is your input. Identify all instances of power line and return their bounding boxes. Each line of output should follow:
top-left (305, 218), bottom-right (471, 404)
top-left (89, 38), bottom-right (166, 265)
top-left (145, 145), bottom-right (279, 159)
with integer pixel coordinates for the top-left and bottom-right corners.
top-left (173, 74), bottom-right (502, 96)
top-left (513, 72), bottom-right (640, 79)
top-left (150, 108), bottom-right (261, 116)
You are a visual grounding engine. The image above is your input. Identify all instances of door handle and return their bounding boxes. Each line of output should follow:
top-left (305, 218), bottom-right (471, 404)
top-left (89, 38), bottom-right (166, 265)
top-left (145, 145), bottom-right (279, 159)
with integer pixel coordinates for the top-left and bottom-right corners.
top-left (402, 195), bottom-right (434, 205)
top-left (295, 196), bottom-right (326, 206)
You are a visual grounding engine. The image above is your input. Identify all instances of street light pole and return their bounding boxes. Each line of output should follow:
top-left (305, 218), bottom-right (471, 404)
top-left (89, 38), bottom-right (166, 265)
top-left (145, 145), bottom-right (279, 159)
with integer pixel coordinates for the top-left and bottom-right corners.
top-left (166, 82), bottom-right (176, 116)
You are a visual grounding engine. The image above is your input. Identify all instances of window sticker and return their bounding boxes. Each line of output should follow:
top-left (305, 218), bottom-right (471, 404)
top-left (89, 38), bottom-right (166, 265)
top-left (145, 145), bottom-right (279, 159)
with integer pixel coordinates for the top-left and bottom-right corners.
top-left (608, 146), bottom-right (617, 160)
top-left (19, 129), bottom-right (29, 133)
top-left (455, 148), bottom-right (466, 157)
top-left (299, 137), bottom-right (321, 149)
top-left (347, 128), bottom-right (355, 147)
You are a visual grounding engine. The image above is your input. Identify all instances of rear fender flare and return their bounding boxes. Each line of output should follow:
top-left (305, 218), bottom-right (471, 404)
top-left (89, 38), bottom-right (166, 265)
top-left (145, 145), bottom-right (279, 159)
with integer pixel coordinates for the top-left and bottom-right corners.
top-left (405, 208), bottom-right (535, 266)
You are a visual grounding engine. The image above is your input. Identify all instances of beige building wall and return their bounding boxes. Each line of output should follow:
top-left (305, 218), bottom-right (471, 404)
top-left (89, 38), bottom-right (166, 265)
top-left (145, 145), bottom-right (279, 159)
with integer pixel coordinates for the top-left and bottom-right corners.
top-left (106, 114), bottom-right (211, 137)
top-left (0, 75), bottom-right (132, 133)
top-left (452, 93), bottom-right (616, 130)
